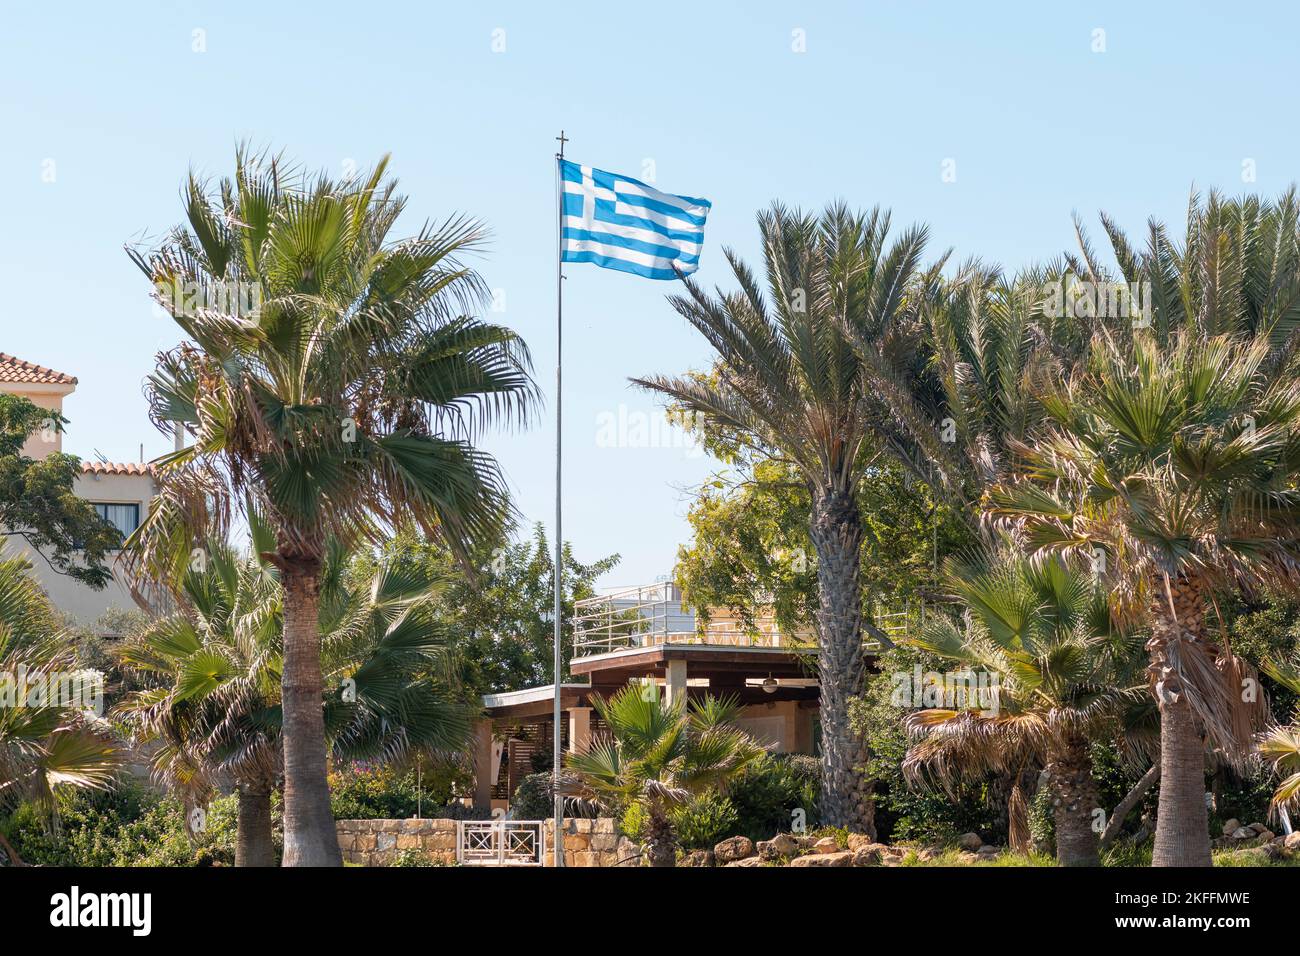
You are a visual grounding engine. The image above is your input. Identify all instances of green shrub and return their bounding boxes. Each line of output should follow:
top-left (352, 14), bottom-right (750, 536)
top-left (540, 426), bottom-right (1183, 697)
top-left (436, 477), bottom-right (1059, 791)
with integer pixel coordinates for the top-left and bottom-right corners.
top-left (330, 763), bottom-right (487, 821)
top-left (726, 753), bottom-right (819, 842)
top-left (620, 801), bottom-right (647, 842)
top-left (1, 783), bottom-right (248, 866)
top-left (671, 791), bottom-right (738, 850)
top-left (511, 772), bottom-right (555, 821)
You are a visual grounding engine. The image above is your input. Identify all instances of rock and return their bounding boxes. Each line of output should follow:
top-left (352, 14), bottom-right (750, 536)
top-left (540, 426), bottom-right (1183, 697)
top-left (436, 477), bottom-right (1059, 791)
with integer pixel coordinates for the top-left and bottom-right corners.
top-left (958, 832), bottom-right (983, 851)
top-left (679, 849), bottom-right (714, 867)
top-left (1231, 826), bottom-right (1256, 840)
top-left (788, 851), bottom-right (853, 867)
top-left (1221, 818), bottom-right (1241, 837)
top-left (813, 836), bottom-right (841, 854)
top-left (757, 833), bottom-right (800, 860)
top-left (1248, 822), bottom-right (1269, 834)
top-left (1285, 832), bottom-right (1300, 851)
top-left (918, 846), bottom-right (943, 861)
top-left (724, 856), bottom-right (765, 867)
top-left (851, 846), bottom-right (882, 866)
top-left (846, 833), bottom-right (878, 853)
top-left (1256, 829), bottom-right (1275, 842)
top-left (976, 845), bottom-right (999, 857)
top-left (713, 836), bottom-right (754, 864)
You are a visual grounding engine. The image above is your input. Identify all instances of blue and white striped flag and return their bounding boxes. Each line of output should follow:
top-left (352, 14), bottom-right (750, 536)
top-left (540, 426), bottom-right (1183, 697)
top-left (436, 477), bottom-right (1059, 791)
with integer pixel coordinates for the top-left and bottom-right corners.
top-left (560, 160), bottom-right (711, 280)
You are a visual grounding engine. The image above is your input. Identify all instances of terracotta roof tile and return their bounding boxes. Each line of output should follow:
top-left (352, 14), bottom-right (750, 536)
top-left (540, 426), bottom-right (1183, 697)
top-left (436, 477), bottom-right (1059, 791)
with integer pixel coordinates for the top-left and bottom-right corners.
top-left (0, 352), bottom-right (77, 386)
top-left (81, 461), bottom-right (154, 476)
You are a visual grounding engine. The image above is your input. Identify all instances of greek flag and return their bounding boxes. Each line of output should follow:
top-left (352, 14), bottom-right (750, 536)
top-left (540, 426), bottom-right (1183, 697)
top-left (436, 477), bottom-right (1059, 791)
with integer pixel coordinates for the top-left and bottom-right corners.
top-left (560, 160), bottom-right (710, 280)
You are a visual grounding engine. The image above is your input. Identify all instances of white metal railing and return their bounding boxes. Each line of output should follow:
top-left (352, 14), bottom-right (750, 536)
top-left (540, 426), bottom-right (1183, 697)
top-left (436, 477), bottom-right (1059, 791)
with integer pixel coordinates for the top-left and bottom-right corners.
top-left (572, 581), bottom-right (922, 657)
top-left (455, 820), bottom-right (546, 866)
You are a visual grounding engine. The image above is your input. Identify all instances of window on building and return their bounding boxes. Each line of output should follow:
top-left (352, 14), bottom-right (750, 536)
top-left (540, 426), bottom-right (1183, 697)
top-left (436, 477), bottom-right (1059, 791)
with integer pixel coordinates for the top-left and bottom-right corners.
top-left (93, 502), bottom-right (140, 546)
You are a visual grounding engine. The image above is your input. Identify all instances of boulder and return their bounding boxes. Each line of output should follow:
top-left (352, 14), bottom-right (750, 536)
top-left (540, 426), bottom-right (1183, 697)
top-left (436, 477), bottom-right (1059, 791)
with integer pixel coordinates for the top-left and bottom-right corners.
top-left (976, 845), bottom-right (1000, 857)
top-left (713, 835), bottom-right (754, 864)
top-left (788, 851), bottom-right (853, 867)
top-left (846, 833), bottom-right (878, 853)
top-left (958, 832), bottom-right (984, 851)
top-left (1248, 822), bottom-right (1269, 834)
top-left (812, 836), bottom-right (842, 854)
top-left (679, 849), bottom-right (714, 867)
top-left (1231, 826), bottom-right (1256, 841)
top-left (757, 833), bottom-right (800, 860)
top-left (1285, 832), bottom-right (1300, 852)
top-left (851, 846), bottom-right (882, 867)
top-left (1221, 818), bottom-right (1241, 838)
top-left (725, 855), bottom-right (766, 867)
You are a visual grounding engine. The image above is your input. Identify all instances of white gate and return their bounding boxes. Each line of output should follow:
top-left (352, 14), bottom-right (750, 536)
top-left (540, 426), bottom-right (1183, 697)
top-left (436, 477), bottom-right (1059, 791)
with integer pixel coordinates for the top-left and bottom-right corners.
top-left (456, 820), bottom-right (546, 866)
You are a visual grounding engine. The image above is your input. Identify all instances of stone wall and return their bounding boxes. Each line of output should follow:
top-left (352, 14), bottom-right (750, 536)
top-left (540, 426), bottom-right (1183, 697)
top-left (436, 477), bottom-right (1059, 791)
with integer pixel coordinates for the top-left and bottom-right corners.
top-left (336, 817), bottom-right (636, 867)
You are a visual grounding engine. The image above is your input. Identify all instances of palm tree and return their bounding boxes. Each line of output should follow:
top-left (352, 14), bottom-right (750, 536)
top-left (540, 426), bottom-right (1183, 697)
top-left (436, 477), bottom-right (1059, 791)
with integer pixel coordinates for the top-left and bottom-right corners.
top-left (903, 545), bottom-right (1148, 866)
top-left (635, 203), bottom-right (931, 832)
top-left (0, 556), bottom-right (119, 864)
top-left (118, 523), bottom-right (474, 866)
top-left (564, 684), bottom-right (763, 866)
top-left (1258, 656), bottom-right (1300, 823)
top-left (125, 148), bottom-right (536, 864)
top-left (988, 331), bottom-right (1300, 865)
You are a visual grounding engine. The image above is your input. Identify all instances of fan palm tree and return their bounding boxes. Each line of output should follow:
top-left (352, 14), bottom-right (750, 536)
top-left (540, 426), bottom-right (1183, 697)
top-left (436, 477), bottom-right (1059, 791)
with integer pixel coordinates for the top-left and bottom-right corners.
top-left (118, 522), bottom-right (474, 866)
top-left (988, 330), bottom-right (1300, 865)
top-left (903, 546), bottom-right (1148, 866)
top-left (0, 556), bottom-right (119, 864)
top-left (563, 683), bottom-right (764, 866)
top-left (634, 202), bottom-right (931, 832)
top-left (125, 148), bottom-right (536, 864)
top-left (1258, 656), bottom-right (1300, 822)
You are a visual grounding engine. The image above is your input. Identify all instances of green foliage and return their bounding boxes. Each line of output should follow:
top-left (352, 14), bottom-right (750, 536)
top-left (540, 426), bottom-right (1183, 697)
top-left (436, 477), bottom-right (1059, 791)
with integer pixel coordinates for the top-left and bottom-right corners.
top-left (329, 764), bottom-right (487, 821)
top-left (1, 782), bottom-right (251, 866)
top-left (675, 457), bottom-right (969, 636)
top-left (0, 393), bottom-right (118, 589)
top-left (851, 645), bottom-right (1005, 844)
top-left (511, 771), bottom-right (557, 821)
top-left (363, 524), bottom-right (618, 695)
top-left (670, 791), bottom-right (738, 850)
top-left (725, 753), bottom-right (820, 842)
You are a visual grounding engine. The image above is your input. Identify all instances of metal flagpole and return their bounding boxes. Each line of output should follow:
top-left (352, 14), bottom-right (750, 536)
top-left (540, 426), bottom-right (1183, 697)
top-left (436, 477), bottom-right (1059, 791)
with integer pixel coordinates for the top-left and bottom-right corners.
top-left (552, 129), bottom-right (568, 867)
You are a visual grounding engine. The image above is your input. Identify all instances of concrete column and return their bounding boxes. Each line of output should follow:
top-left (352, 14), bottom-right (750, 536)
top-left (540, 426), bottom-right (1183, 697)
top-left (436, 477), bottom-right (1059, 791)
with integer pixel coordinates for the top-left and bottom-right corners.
top-left (471, 718), bottom-right (494, 810)
top-left (568, 706), bottom-right (593, 754)
top-left (664, 658), bottom-right (688, 708)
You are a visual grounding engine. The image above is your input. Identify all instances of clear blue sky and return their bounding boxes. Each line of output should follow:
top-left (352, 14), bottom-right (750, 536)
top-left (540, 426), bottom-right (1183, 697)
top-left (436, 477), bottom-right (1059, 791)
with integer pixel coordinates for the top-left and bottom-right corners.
top-left (2, 1), bottom-right (1295, 587)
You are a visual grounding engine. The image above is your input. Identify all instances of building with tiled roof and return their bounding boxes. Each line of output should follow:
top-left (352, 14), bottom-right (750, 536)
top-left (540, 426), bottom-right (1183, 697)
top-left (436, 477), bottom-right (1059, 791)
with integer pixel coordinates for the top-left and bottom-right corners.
top-left (1, 351), bottom-right (158, 630)
top-left (0, 352), bottom-right (78, 386)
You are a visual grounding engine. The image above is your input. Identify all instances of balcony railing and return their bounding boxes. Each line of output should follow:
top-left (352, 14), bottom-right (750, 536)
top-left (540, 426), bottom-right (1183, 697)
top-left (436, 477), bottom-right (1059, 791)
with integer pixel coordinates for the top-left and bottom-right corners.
top-left (571, 582), bottom-right (911, 657)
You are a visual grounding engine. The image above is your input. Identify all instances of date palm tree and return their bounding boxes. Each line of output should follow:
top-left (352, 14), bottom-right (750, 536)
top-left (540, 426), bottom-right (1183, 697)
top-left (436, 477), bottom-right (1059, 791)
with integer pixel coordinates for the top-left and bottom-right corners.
top-left (117, 521), bottom-right (474, 866)
top-left (635, 202), bottom-right (930, 832)
top-left (563, 684), bottom-right (763, 867)
top-left (903, 545), bottom-right (1148, 865)
top-left (125, 148), bottom-right (536, 864)
top-left (988, 330), bottom-right (1300, 865)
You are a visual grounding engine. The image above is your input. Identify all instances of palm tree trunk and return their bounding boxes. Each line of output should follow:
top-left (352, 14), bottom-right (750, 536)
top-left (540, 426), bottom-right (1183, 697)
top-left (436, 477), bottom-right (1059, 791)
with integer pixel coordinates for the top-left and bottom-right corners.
top-left (280, 558), bottom-right (342, 867)
top-left (1149, 576), bottom-right (1212, 867)
top-left (809, 486), bottom-right (874, 835)
top-left (645, 809), bottom-right (677, 868)
top-left (236, 784), bottom-right (276, 867)
top-left (1046, 732), bottom-right (1101, 867)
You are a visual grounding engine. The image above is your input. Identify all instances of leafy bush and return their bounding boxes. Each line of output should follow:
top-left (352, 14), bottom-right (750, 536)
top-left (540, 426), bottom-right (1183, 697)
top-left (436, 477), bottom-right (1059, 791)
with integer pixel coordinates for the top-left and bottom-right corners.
top-left (330, 763), bottom-right (486, 820)
top-left (726, 753), bottom-right (820, 842)
top-left (1, 782), bottom-right (247, 866)
top-left (671, 791), bottom-right (738, 850)
top-left (511, 772), bottom-right (554, 821)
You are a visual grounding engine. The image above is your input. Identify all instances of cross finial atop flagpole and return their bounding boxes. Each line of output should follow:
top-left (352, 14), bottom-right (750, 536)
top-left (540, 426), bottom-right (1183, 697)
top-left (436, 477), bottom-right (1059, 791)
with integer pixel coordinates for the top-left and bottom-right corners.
top-left (555, 129), bottom-right (568, 160)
